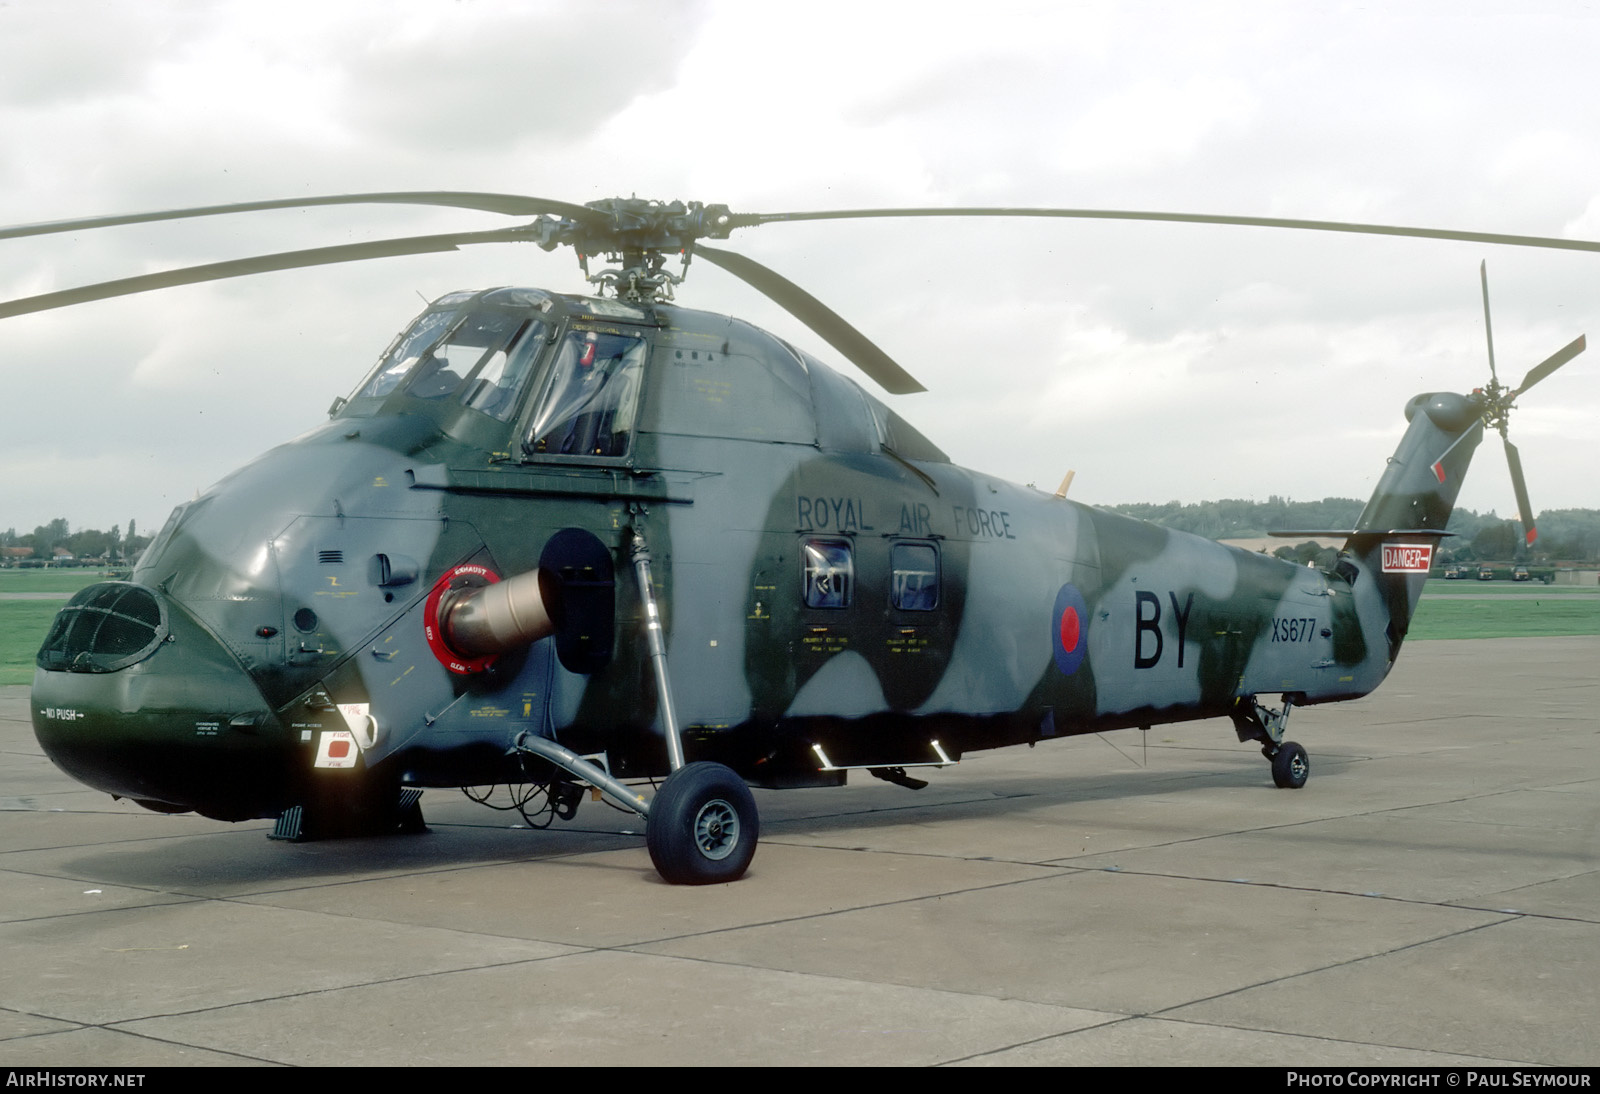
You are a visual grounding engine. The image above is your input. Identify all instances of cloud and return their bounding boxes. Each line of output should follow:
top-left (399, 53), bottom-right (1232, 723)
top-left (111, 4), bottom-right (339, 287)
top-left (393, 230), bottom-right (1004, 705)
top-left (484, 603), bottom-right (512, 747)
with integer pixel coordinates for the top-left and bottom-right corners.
top-left (2, 0), bottom-right (1598, 534)
top-left (336, 0), bottom-right (711, 151)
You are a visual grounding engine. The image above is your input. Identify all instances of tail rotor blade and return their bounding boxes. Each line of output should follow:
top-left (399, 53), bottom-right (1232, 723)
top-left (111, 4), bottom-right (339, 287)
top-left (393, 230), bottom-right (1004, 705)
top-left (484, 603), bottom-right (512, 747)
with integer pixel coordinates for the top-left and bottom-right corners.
top-left (1480, 261), bottom-right (1499, 384)
top-left (1502, 434), bottom-right (1538, 546)
top-left (1512, 334), bottom-right (1587, 399)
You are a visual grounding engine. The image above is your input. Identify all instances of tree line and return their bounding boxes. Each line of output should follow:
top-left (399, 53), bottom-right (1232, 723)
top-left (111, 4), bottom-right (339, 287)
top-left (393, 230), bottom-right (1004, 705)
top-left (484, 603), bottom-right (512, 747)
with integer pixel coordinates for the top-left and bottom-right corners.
top-left (7, 501), bottom-right (1599, 568)
top-left (1097, 496), bottom-right (1600, 563)
top-left (1, 519), bottom-right (151, 564)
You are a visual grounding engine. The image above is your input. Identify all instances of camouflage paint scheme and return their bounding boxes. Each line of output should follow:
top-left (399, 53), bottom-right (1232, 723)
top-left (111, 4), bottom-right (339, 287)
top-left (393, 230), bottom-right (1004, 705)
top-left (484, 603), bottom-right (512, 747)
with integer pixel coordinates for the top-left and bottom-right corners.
top-left (31, 288), bottom-right (1480, 823)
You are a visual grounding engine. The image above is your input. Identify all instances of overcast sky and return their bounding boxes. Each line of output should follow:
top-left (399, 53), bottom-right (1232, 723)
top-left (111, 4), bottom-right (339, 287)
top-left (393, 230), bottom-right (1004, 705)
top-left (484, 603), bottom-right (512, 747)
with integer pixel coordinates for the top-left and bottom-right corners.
top-left (3, 0), bottom-right (1598, 536)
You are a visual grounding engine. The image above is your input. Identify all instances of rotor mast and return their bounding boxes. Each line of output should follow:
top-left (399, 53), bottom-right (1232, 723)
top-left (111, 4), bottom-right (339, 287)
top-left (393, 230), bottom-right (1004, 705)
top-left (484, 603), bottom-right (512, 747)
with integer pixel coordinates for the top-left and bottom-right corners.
top-left (535, 197), bottom-right (735, 303)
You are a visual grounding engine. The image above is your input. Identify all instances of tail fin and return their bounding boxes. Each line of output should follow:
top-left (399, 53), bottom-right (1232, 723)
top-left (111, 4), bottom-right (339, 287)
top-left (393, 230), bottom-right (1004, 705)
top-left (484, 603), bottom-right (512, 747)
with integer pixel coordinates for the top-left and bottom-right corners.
top-left (1342, 391), bottom-right (1484, 659)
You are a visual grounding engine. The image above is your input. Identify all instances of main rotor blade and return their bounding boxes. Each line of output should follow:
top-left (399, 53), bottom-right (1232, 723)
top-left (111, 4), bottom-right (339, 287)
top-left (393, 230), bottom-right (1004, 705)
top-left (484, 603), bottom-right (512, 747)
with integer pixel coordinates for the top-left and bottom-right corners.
top-left (737, 207), bottom-right (1600, 255)
top-left (1511, 334), bottom-right (1587, 399)
top-left (0, 228), bottom-right (534, 319)
top-left (0, 192), bottom-right (594, 242)
top-left (1503, 434), bottom-right (1538, 546)
top-left (1480, 260), bottom-right (1499, 384)
top-left (695, 244), bottom-right (926, 394)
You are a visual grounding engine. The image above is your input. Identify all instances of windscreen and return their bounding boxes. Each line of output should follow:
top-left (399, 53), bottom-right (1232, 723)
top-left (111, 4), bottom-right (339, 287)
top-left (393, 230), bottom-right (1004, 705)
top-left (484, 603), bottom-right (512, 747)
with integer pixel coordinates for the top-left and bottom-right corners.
top-left (351, 306), bottom-right (546, 421)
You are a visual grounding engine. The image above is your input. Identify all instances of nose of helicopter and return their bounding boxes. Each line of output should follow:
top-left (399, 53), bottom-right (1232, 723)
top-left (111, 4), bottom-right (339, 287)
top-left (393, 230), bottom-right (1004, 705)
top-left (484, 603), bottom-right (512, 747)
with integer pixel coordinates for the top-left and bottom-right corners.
top-left (31, 581), bottom-right (293, 820)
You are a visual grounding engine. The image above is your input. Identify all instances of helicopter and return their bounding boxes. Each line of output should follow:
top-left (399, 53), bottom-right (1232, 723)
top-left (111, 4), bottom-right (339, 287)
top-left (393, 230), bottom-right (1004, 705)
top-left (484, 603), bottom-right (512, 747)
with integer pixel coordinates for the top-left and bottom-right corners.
top-left (16, 193), bottom-right (1591, 884)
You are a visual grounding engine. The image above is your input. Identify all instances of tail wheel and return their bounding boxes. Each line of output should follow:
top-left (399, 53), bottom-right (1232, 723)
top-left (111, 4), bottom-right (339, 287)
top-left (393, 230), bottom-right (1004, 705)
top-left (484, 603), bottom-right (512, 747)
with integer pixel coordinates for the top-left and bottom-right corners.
top-left (646, 762), bottom-right (758, 885)
top-left (1271, 741), bottom-right (1310, 789)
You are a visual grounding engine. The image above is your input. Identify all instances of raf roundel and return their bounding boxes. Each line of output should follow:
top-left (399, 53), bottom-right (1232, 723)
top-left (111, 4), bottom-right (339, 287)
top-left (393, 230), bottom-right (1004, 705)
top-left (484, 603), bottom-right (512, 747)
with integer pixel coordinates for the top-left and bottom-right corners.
top-left (1052, 582), bottom-right (1089, 676)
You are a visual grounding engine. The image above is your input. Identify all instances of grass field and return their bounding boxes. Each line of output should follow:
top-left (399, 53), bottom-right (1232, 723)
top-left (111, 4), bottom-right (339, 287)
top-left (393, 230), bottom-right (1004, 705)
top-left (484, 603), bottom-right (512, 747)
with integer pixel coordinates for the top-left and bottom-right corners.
top-left (1423, 578), bottom-right (1600, 595)
top-left (0, 601), bottom-right (67, 685)
top-left (1408, 596), bottom-right (1600, 639)
top-left (2, 569), bottom-right (1597, 687)
top-left (0, 569), bottom-right (114, 594)
top-left (0, 570), bottom-right (106, 685)
top-left (1410, 577), bottom-right (1600, 639)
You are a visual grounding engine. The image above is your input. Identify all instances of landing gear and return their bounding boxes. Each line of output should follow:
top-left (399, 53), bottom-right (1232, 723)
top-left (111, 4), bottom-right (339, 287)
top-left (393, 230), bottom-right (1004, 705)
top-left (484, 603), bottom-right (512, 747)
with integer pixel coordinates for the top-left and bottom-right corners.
top-left (630, 526), bottom-right (758, 884)
top-left (1269, 741), bottom-right (1310, 789)
top-left (513, 734), bottom-right (761, 885)
top-left (1231, 694), bottom-right (1311, 789)
top-left (646, 762), bottom-right (758, 885)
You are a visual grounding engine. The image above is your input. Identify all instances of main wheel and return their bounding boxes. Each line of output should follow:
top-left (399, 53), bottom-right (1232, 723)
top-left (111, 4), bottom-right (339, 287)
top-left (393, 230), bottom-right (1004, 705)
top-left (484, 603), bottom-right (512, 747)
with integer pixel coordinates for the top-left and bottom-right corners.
top-left (1271, 741), bottom-right (1310, 789)
top-left (646, 762), bottom-right (758, 884)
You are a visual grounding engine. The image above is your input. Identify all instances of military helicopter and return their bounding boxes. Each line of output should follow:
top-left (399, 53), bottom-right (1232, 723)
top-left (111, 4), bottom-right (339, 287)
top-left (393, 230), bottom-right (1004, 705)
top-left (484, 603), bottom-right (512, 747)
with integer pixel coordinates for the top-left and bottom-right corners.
top-left (16, 193), bottom-right (1590, 884)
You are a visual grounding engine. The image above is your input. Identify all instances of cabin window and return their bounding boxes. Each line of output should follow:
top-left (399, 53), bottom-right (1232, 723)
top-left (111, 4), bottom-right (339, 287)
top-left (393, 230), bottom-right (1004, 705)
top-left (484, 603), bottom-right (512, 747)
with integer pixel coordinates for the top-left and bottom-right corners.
top-left (802, 538), bottom-right (853, 609)
top-left (524, 328), bottom-right (648, 459)
top-left (891, 542), bottom-right (939, 611)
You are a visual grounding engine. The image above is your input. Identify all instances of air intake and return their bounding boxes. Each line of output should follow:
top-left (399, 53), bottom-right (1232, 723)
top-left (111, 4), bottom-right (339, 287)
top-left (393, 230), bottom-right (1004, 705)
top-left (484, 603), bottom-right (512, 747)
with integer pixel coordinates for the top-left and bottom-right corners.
top-left (36, 582), bottom-right (168, 673)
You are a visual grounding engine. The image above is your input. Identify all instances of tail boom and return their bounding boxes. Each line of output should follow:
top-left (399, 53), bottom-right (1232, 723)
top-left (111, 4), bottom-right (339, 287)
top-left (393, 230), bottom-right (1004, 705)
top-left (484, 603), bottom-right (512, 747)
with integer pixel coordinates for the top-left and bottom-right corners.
top-left (1341, 391), bottom-right (1484, 662)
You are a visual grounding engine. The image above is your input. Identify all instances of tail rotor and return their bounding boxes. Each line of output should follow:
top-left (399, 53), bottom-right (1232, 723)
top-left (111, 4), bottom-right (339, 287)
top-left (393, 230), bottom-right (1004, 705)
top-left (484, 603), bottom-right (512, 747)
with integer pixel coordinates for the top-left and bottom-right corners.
top-left (1474, 261), bottom-right (1586, 547)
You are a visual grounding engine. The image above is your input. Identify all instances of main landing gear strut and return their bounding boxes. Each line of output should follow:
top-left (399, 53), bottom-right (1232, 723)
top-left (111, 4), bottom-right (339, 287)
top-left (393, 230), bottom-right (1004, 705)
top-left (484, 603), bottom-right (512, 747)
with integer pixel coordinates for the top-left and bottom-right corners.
top-left (630, 525), bottom-right (759, 884)
top-left (1230, 694), bottom-right (1310, 789)
top-left (511, 525), bottom-right (760, 885)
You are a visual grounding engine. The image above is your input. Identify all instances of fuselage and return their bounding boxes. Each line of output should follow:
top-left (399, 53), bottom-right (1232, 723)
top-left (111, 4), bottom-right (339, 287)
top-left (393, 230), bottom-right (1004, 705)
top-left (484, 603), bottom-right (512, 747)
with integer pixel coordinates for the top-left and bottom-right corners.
top-left (32, 287), bottom-right (1408, 819)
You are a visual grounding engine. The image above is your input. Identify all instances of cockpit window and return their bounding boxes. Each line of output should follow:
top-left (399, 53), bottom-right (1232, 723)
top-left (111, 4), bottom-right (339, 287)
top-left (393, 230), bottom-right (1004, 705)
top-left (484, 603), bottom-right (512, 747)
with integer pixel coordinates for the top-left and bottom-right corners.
top-left (397, 311), bottom-right (530, 402)
top-left (449, 315), bottom-right (544, 421)
top-left (523, 328), bottom-right (647, 460)
top-left (354, 309), bottom-right (455, 399)
top-left (350, 308), bottom-right (544, 419)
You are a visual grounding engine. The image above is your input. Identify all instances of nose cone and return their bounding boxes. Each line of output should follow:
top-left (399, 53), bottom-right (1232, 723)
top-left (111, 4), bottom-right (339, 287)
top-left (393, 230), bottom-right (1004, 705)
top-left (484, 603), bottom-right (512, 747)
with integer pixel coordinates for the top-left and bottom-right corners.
top-left (32, 582), bottom-right (291, 820)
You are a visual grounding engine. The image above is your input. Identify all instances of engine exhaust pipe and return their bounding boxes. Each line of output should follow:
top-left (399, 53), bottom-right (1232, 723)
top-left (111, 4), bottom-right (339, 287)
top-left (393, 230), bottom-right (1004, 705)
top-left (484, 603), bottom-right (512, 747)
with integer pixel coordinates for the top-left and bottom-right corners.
top-left (440, 569), bottom-right (557, 657)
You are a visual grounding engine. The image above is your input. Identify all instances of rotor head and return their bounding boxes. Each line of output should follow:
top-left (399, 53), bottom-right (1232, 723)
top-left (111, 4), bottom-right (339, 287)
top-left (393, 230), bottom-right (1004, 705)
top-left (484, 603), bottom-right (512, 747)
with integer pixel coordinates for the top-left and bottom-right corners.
top-left (531, 198), bottom-right (736, 303)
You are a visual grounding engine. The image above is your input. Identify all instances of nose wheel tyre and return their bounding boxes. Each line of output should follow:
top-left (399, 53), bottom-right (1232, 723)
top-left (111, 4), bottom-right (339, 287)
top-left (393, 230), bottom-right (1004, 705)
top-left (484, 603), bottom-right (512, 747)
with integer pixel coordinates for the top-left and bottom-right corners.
top-left (646, 761), bottom-right (758, 884)
top-left (1270, 741), bottom-right (1310, 789)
